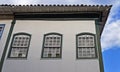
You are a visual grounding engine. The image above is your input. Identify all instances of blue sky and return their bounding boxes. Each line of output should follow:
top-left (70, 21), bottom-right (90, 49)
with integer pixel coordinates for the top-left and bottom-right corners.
top-left (0, 0), bottom-right (120, 72)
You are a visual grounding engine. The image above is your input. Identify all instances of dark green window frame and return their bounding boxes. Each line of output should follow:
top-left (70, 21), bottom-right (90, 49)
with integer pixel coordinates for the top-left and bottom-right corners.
top-left (76, 32), bottom-right (97, 59)
top-left (8, 32), bottom-right (31, 59)
top-left (0, 24), bottom-right (5, 40)
top-left (41, 32), bottom-right (62, 58)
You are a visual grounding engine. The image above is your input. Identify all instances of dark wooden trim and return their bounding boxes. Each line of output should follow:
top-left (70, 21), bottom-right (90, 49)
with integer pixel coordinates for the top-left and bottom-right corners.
top-left (14, 12), bottom-right (100, 20)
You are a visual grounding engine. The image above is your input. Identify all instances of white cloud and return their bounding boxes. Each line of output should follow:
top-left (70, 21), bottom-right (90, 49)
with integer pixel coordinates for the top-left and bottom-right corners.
top-left (0, 0), bottom-right (114, 5)
top-left (106, 1), bottom-right (120, 24)
top-left (65, 0), bottom-right (94, 4)
top-left (10, 0), bottom-right (38, 5)
top-left (101, 20), bottom-right (120, 51)
top-left (0, 0), bottom-right (118, 5)
top-left (101, 1), bottom-right (120, 51)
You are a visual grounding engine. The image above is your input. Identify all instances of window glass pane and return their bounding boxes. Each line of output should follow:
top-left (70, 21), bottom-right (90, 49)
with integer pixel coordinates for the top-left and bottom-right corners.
top-left (10, 48), bottom-right (27, 57)
top-left (44, 35), bottom-right (61, 47)
top-left (78, 35), bottom-right (94, 47)
top-left (12, 35), bottom-right (30, 47)
top-left (78, 48), bottom-right (96, 58)
top-left (0, 24), bottom-right (5, 39)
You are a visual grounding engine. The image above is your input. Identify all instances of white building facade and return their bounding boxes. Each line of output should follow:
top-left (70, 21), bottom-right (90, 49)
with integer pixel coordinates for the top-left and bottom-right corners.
top-left (0, 5), bottom-right (112, 72)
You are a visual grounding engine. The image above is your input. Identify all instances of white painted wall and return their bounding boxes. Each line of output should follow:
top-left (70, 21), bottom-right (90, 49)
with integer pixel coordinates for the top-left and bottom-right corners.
top-left (0, 20), bottom-right (11, 61)
top-left (2, 20), bottom-right (100, 72)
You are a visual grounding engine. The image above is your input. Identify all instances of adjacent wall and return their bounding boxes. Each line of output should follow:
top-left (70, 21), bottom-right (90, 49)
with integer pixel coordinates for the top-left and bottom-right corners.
top-left (1, 20), bottom-right (100, 72)
top-left (0, 20), bottom-right (11, 61)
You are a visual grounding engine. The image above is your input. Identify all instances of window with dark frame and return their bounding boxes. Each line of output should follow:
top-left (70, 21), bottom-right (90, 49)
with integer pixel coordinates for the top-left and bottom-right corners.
top-left (76, 33), bottom-right (97, 59)
top-left (8, 33), bottom-right (31, 58)
top-left (0, 24), bottom-right (5, 39)
top-left (41, 33), bottom-right (62, 58)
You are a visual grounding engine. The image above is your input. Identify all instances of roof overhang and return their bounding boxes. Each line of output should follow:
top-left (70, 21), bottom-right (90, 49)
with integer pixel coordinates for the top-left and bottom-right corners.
top-left (0, 4), bottom-right (112, 35)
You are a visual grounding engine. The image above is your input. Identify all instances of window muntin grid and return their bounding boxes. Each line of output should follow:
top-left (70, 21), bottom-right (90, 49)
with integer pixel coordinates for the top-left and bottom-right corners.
top-left (12, 35), bottom-right (30, 47)
top-left (8, 33), bottom-right (31, 58)
top-left (78, 35), bottom-right (95, 47)
top-left (44, 35), bottom-right (61, 47)
top-left (76, 33), bottom-right (96, 59)
top-left (42, 33), bottom-right (62, 58)
top-left (10, 48), bottom-right (27, 57)
top-left (78, 48), bottom-right (96, 58)
top-left (0, 24), bottom-right (5, 39)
